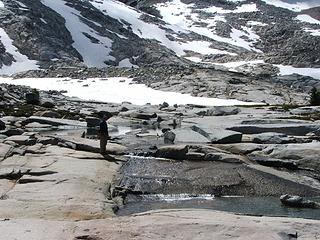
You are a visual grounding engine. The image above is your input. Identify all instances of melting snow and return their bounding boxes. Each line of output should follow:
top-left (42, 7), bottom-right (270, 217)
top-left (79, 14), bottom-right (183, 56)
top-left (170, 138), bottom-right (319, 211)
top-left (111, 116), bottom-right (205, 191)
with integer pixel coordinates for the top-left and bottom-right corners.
top-left (276, 65), bottom-right (320, 79)
top-left (296, 14), bottom-right (320, 25)
top-left (118, 58), bottom-right (138, 68)
top-left (0, 28), bottom-right (39, 75)
top-left (90, 0), bottom-right (235, 57)
top-left (247, 21), bottom-right (268, 26)
top-left (41, 0), bottom-right (115, 67)
top-left (0, 77), bottom-right (258, 106)
top-left (205, 3), bottom-right (258, 14)
top-left (155, 0), bottom-right (262, 53)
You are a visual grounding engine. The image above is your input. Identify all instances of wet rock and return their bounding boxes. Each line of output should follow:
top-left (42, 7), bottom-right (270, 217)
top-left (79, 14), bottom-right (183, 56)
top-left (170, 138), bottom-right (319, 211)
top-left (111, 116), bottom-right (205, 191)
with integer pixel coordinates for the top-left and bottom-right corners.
top-left (159, 102), bottom-right (169, 109)
top-left (155, 145), bottom-right (188, 160)
top-left (163, 130), bottom-right (175, 144)
top-left (280, 194), bottom-right (320, 208)
top-left (192, 125), bottom-right (242, 144)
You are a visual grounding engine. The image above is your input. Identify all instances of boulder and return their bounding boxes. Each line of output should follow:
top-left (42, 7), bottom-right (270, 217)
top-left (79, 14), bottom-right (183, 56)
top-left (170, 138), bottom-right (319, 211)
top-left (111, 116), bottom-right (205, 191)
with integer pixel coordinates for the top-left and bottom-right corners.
top-left (192, 125), bottom-right (242, 144)
top-left (25, 91), bottom-right (40, 105)
top-left (40, 111), bottom-right (62, 118)
top-left (155, 145), bottom-right (188, 160)
top-left (41, 101), bottom-right (55, 108)
top-left (0, 128), bottom-right (24, 136)
top-left (280, 194), bottom-right (319, 208)
top-left (163, 130), bottom-right (176, 144)
top-left (5, 135), bottom-right (36, 146)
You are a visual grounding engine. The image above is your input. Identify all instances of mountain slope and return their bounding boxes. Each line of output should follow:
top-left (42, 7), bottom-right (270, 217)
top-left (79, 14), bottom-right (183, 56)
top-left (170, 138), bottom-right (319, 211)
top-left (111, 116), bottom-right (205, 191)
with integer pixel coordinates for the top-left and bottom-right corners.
top-left (0, 0), bottom-right (319, 75)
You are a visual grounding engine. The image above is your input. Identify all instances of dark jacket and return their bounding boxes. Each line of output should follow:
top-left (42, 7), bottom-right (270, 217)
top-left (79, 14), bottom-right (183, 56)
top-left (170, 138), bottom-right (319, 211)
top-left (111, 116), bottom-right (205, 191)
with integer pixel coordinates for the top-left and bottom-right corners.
top-left (99, 120), bottom-right (109, 137)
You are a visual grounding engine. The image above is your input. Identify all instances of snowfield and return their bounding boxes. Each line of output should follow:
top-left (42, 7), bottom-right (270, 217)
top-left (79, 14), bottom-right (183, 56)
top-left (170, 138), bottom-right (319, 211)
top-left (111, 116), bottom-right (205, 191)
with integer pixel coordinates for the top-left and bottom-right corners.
top-left (0, 28), bottom-right (39, 75)
top-left (41, 0), bottom-right (115, 67)
top-left (276, 65), bottom-right (320, 79)
top-left (296, 15), bottom-right (320, 25)
top-left (90, 0), bottom-right (235, 57)
top-left (0, 77), bottom-right (259, 106)
top-left (261, 0), bottom-right (320, 12)
top-left (155, 0), bottom-right (262, 53)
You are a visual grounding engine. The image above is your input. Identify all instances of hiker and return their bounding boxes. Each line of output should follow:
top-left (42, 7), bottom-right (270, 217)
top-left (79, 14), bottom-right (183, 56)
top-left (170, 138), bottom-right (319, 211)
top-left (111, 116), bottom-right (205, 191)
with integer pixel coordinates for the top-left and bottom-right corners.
top-left (99, 112), bottom-right (111, 155)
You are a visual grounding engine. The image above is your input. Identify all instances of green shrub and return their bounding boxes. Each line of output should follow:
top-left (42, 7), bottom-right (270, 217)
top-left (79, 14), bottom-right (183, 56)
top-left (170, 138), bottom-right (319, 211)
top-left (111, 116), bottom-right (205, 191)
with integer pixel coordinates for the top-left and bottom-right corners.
top-left (310, 87), bottom-right (320, 106)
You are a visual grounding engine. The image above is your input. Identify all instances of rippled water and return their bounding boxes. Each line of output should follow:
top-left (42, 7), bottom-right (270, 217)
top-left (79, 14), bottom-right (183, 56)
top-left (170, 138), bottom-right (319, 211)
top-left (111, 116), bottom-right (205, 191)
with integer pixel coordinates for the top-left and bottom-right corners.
top-left (118, 195), bottom-right (320, 220)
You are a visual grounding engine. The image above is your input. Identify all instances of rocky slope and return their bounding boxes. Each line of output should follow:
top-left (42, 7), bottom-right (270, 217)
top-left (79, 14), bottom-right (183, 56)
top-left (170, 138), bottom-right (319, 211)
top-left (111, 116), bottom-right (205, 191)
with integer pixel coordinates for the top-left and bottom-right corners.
top-left (0, 0), bottom-right (319, 75)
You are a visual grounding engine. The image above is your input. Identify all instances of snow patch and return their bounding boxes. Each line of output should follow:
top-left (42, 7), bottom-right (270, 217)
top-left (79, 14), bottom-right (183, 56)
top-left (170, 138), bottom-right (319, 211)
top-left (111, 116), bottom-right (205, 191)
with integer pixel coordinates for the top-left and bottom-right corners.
top-left (247, 21), bottom-right (268, 26)
top-left (155, 0), bottom-right (261, 53)
top-left (296, 14), bottom-right (320, 25)
top-left (204, 3), bottom-right (258, 14)
top-left (0, 1), bottom-right (4, 8)
top-left (0, 28), bottom-right (39, 75)
top-left (304, 28), bottom-right (320, 36)
top-left (41, 0), bottom-right (115, 67)
top-left (0, 77), bottom-right (259, 106)
top-left (118, 58), bottom-right (138, 68)
top-left (91, 0), bottom-right (235, 57)
top-left (276, 65), bottom-right (320, 79)
top-left (213, 60), bottom-right (265, 72)
top-left (185, 57), bottom-right (202, 63)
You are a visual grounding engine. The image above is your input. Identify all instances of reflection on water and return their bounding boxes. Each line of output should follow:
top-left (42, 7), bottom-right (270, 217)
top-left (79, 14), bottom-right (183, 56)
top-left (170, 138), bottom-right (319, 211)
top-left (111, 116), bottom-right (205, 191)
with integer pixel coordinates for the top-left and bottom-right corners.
top-left (118, 195), bottom-right (320, 220)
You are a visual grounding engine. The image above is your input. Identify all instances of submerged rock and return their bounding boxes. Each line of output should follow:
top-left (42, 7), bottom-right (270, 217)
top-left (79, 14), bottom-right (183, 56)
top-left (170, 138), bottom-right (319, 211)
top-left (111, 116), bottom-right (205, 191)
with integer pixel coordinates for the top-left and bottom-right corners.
top-left (280, 194), bottom-right (320, 209)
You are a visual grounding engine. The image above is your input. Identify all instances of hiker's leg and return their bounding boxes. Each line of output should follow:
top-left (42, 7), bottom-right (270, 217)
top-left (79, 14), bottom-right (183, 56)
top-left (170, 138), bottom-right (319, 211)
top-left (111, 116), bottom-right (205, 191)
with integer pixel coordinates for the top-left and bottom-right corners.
top-left (100, 136), bottom-right (107, 154)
